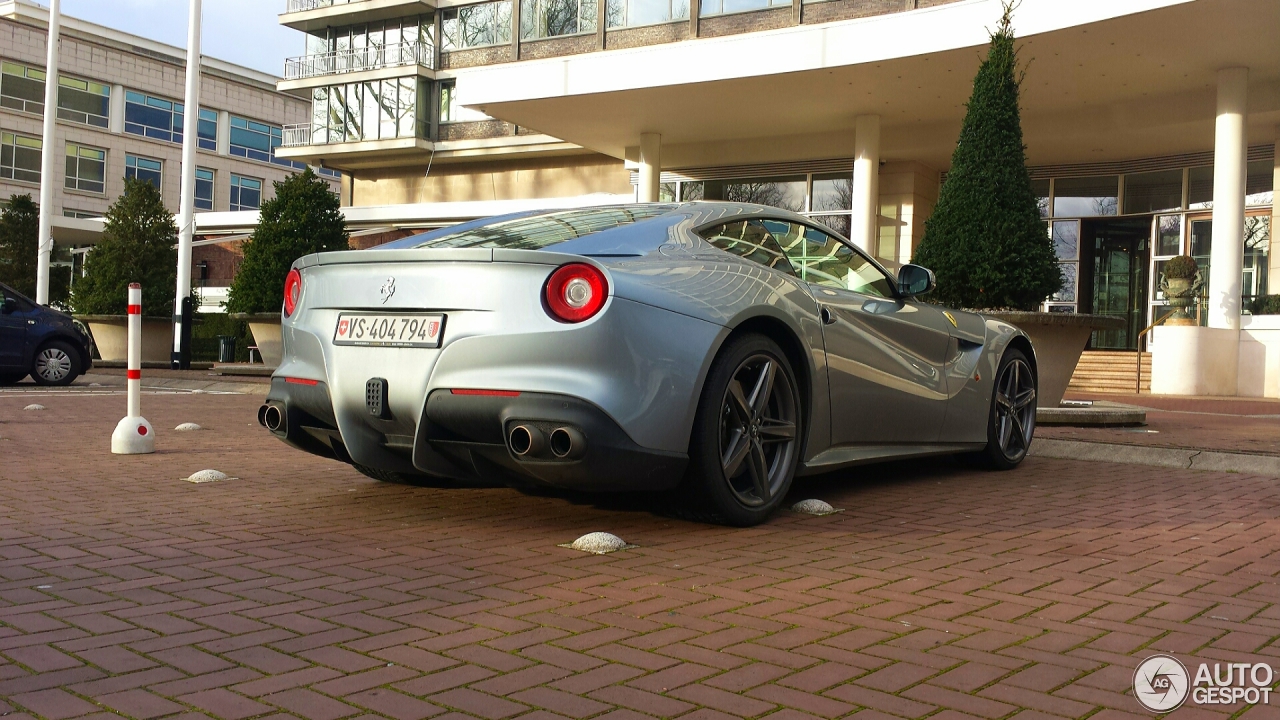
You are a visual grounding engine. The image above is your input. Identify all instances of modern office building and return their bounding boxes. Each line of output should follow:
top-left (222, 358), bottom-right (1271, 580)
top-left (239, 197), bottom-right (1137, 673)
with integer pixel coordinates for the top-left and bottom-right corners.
top-left (0, 0), bottom-right (339, 291)
top-left (276, 0), bottom-right (1277, 395)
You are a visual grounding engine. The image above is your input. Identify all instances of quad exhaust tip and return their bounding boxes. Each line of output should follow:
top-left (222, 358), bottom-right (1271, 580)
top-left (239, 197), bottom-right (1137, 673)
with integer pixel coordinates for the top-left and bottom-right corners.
top-left (509, 425), bottom-right (545, 457)
top-left (550, 427), bottom-right (586, 460)
top-left (259, 404), bottom-right (284, 432)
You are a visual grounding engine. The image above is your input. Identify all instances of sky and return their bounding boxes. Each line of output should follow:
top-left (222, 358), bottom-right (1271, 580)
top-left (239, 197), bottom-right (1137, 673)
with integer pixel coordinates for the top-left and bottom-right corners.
top-left (58, 0), bottom-right (302, 76)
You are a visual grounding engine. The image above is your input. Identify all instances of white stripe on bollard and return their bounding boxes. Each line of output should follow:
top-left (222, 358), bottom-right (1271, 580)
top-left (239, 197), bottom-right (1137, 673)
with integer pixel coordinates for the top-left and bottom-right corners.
top-left (112, 282), bottom-right (154, 454)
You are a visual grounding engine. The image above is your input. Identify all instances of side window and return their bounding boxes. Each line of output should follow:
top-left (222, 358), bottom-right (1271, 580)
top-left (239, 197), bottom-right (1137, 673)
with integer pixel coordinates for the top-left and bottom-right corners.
top-left (698, 219), bottom-right (796, 277)
top-left (766, 220), bottom-right (895, 298)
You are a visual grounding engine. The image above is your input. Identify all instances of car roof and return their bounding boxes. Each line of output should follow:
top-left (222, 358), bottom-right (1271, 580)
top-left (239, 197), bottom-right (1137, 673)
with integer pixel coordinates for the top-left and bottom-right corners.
top-left (370, 202), bottom-right (840, 256)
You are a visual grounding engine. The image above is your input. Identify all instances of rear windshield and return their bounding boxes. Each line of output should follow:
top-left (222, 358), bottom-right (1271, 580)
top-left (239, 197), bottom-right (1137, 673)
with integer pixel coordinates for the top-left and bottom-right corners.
top-left (410, 205), bottom-right (675, 250)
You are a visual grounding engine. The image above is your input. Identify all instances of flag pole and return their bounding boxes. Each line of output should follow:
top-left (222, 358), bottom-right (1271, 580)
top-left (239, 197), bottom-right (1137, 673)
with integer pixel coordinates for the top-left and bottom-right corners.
top-left (172, 0), bottom-right (203, 368)
top-left (34, 0), bottom-right (61, 306)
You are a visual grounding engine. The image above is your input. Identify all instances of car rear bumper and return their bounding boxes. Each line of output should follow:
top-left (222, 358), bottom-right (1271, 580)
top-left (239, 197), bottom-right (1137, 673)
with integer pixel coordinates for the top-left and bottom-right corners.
top-left (263, 379), bottom-right (687, 492)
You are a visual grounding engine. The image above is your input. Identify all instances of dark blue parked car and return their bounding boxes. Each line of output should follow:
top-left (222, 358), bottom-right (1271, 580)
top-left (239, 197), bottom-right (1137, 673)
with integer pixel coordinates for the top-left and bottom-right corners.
top-left (0, 282), bottom-right (92, 386)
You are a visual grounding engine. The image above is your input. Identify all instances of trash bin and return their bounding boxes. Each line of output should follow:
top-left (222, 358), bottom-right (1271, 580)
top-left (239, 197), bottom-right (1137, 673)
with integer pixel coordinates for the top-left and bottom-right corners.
top-left (216, 335), bottom-right (237, 363)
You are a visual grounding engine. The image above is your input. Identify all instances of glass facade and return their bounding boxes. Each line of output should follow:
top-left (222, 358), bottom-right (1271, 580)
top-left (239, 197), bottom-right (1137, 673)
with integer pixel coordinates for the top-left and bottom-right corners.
top-left (606, 0), bottom-right (689, 27)
top-left (195, 168), bottom-right (215, 211)
top-left (700, 0), bottom-right (788, 16)
top-left (521, 0), bottom-right (596, 39)
top-left (230, 174), bottom-right (262, 211)
top-left (1052, 176), bottom-right (1118, 217)
top-left (0, 131), bottom-right (41, 184)
top-left (442, 2), bottom-right (512, 50)
top-left (299, 16), bottom-right (435, 77)
top-left (231, 116), bottom-right (307, 170)
top-left (311, 79), bottom-right (425, 143)
top-left (57, 77), bottom-right (110, 128)
top-left (65, 143), bottom-right (106, 194)
top-left (125, 154), bottom-right (162, 189)
top-left (124, 92), bottom-right (217, 150)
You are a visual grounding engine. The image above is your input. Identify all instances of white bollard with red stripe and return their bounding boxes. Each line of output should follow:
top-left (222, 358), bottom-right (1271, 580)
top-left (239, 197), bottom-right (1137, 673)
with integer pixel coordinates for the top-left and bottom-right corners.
top-left (111, 283), bottom-right (155, 454)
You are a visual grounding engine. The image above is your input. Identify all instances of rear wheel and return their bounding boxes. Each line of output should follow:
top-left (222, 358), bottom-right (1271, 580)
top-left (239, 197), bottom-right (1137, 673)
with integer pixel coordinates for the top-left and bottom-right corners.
top-left (683, 333), bottom-right (801, 526)
top-left (976, 348), bottom-right (1037, 470)
top-left (31, 341), bottom-right (81, 386)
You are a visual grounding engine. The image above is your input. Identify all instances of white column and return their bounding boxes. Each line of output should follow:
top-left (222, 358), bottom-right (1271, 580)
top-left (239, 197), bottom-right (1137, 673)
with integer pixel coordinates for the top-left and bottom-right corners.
top-left (108, 84), bottom-right (125, 134)
top-left (1208, 67), bottom-right (1247, 331)
top-left (172, 0), bottom-right (202, 368)
top-left (851, 115), bottom-right (880, 254)
top-left (1270, 124), bottom-right (1279, 295)
top-left (216, 110), bottom-right (231, 156)
top-left (638, 133), bottom-right (661, 203)
top-left (34, 0), bottom-right (61, 306)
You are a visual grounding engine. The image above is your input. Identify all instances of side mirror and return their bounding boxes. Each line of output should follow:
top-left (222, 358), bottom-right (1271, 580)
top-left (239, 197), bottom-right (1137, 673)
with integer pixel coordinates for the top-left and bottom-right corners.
top-left (897, 264), bottom-right (935, 297)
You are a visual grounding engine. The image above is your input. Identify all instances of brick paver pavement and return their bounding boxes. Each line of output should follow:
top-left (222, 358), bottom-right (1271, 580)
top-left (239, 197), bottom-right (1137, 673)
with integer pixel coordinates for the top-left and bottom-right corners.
top-left (1048, 394), bottom-right (1280, 456)
top-left (2, 389), bottom-right (1280, 719)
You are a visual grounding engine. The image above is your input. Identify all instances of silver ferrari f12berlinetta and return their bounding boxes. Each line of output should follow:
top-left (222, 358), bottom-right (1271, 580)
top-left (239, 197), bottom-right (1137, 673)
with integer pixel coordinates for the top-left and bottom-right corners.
top-left (259, 202), bottom-right (1038, 525)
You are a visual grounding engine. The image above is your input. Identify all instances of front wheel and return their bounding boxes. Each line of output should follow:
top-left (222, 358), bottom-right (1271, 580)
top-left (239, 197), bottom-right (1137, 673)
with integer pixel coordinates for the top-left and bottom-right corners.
top-left (31, 341), bottom-right (81, 386)
top-left (976, 347), bottom-right (1037, 470)
top-left (683, 333), bottom-right (802, 526)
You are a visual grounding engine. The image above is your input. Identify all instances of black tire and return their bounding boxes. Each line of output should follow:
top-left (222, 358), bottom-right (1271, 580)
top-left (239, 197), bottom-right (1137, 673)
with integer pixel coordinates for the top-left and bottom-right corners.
top-left (30, 341), bottom-right (82, 386)
top-left (683, 333), bottom-right (802, 526)
top-left (975, 347), bottom-right (1037, 470)
top-left (0, 373), bottom-right (26, 385)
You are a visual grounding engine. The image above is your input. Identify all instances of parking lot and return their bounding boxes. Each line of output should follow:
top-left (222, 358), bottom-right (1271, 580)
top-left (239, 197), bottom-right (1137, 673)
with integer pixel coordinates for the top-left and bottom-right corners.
top-left (1, 385), bottom-right (1278, 719)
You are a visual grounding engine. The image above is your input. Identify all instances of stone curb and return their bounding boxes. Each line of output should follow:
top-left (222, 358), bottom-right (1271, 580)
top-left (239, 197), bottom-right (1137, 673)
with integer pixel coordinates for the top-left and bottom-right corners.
top-left (1030, 438), bottom-right (1280, 478)
top-left (79, 374), bottom-right (269, 396)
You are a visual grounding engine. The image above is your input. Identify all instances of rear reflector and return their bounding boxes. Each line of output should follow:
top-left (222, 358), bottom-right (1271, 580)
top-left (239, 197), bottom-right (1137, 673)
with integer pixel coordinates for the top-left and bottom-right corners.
top-left (285, 377), bottom-right (319, 386)
top-left (450, 389), bottom-right (520, 397)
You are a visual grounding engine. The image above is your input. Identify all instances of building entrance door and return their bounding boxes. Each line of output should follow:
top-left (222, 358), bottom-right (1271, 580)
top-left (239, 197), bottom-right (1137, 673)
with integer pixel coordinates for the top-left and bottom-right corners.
top-left (1080, 218), bottom-right (1151, 350)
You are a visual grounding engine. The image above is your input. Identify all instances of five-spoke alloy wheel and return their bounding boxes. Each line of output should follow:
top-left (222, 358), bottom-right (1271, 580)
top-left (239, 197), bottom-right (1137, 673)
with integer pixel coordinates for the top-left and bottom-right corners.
top-left (686, 333), bottom-right (801, 525)
top-left (978, 347), bottom-right (1037, 469)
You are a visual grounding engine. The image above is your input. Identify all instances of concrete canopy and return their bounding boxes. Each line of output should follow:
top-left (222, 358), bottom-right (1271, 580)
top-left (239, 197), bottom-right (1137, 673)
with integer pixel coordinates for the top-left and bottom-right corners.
top-left (460, 0), bottom-right (1280, 171)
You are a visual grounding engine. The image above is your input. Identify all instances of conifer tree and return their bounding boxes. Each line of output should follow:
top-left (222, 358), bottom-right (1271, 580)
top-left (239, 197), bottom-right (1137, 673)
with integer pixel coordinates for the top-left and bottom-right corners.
top-left (226, 169), bottom-right (348, 314)
top-left (912, 3), bottom-right (1061, 310)
top-left (69, 178), bottom-right (177, 316)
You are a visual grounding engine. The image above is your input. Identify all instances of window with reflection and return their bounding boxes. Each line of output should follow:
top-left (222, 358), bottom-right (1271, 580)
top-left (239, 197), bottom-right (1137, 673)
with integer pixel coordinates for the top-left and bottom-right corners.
top-left (0, 61), bottom-right (45, 114)
top-left (1187, 166), bottom-right (1213, 209)
top-left (1123, 169), bottom-right (1183, 214)
top-left (1052, 263), bottom-right (1077, 303)
top-left (1246, 160), bottom-right (1274, 207)
top-left (606, 0), bottom-right (688, 27)
top-left (1031, 178), bottom-right (1050, 219)
top-left (1051, 220), bottom-right (1078, 262)
top-left (0, 131), bottom-right (41, 184)
top-left (698, 220), bottom-right (794, 276)
top-left (125, 154), bottom-right (162, 189)
top-left (230, 174), bottom-right (262, 212)
top-left (1155, 215), bottom-right (1182, 257)
top-left (521, 0), bottom-right (596, 39)
top-left (312, 79), bottom-right (425, 142)
top-left (700, 177), bottom-right (805, 212)
top-left (811, 173), bottom-right (852, 212)
top-left (1243, 216), bottom-right (1270, 303)
top-left (700, 0), bottom-right (788, 16)
top-left (1052, 176), bottom-right (1118, 217)
top-left (57, 76), bottom-right (110, 128)
top-left (195, 168), bottom-right (214, 211)
top-left (760, 219), bottom-right (894, 297)
top-left (438, 80), bottom-right (490, 123)
top-left (65, 142), bottom-right (106, 194)
top-left (442, 3), bottom-right (511, 50)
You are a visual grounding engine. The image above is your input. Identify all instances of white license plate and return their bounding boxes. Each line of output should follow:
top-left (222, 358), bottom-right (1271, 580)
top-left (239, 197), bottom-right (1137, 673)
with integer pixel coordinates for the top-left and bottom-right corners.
top-left (333, 313), bottom-right (444, 348)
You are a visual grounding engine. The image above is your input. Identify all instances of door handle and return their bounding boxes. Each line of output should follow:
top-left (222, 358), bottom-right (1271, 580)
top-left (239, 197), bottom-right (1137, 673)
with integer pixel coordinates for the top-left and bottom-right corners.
top-left (820, 306), bottom-right (836, 325)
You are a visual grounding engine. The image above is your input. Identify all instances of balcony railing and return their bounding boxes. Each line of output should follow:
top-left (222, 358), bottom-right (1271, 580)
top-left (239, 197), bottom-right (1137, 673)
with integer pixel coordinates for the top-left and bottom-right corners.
top-left (282, 123), bottom-right (313, 148)
top-left (285, 0), bottom-right (335, 12)
top-left (284, 41), bottom-right (435, 80)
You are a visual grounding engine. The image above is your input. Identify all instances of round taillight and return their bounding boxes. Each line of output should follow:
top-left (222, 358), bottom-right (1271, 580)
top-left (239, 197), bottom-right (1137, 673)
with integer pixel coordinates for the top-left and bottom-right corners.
top-left (283, 268), bottom-right (302, 316)
top-left (544, 263), bottom-right (608, 323)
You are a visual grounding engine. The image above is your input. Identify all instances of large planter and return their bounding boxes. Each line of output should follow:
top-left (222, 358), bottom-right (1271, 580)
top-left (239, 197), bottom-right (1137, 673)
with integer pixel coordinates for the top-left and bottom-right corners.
top-left (231, 312), bottom-right (282, 367)
top-left (985, 312), bottom-right (1126, 408)
top-left (76, 315), bottom-right (173, 364)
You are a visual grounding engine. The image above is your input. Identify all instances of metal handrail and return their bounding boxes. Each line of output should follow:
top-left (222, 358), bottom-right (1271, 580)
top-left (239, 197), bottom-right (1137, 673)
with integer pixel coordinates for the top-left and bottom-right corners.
top-left (284, 42), bottom-right (435, 80)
